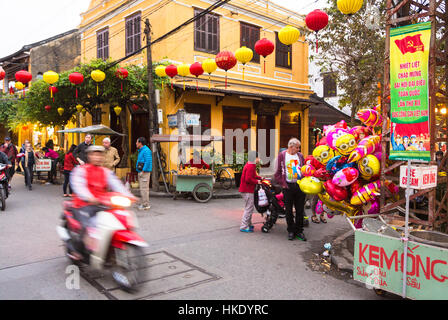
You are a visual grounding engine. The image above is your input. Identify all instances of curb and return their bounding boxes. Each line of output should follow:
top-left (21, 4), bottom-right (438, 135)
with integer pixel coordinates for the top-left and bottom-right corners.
top-left (131, 189), bottom-right (242, 199)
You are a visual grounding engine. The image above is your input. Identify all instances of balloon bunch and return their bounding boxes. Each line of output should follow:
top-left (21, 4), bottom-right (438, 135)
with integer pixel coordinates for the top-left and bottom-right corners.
top-left (297, 114), bottom-right (399, 229)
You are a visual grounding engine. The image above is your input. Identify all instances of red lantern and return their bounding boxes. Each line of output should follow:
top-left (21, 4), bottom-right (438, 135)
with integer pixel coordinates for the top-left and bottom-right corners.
top-left (165, 64), bottom-right (178, 89)
top-left (255, 38), bottom-right (274, 73)
top-left (115, 68), bottom-right (129, 91)
top-left (305, 9), bottom-right (329, 53)
top-left (132, 104), bottom-right (139, 111)
top-left (15, 70), bottom-right (32, 97)
top-left (48, 86), bottom-right (58, 102)
top-left (9, 87), bottom-right (14, 95)
top-left (189, 62), bottom-right (204, 92)
top-left (215, 51), bottom-right (237, 89)
top-left (69, 72), bottom-right (84, 98)
top-left (0, 67), bottom-right (5, 81)
top-left (45, 105), bottom-right (51, 112)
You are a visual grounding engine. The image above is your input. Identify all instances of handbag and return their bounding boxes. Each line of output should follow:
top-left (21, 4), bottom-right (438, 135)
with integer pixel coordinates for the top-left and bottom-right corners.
top-left (137, 162), bottom-right (144, 171)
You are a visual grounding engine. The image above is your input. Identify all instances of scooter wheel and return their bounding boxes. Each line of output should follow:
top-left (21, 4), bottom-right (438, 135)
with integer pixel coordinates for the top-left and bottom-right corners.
top-left (261, 226), bottom-right (269, 233)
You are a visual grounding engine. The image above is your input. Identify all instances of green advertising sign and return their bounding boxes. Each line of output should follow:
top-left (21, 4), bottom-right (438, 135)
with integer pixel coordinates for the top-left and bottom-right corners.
top-left (353, 230), bottom-right (448, 300)
top-left (390, 22), bottom-right (431, 161)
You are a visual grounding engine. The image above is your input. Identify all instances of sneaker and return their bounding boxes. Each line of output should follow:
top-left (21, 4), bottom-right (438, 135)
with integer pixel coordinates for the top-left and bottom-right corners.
top-left (138, 204), bottom-right (151, 211)
top-left (249, 225), bottom-right (254, 231)
top-left (240, 227), bottom-right (254, 233)
top-left (278, 213), bottom-right (286, 218)
top-left (288, 232), bottom-right (295, 240)
top-left (296, 232), bottom-right (307, 241)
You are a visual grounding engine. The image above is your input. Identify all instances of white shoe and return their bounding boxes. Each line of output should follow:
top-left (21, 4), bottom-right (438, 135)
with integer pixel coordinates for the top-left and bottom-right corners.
top-left (138, 204), bottom-right (151, 211)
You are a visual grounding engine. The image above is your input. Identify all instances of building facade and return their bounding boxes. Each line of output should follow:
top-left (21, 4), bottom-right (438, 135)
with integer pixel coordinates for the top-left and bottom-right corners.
top-left (79, 0), bottom-right (314, 170)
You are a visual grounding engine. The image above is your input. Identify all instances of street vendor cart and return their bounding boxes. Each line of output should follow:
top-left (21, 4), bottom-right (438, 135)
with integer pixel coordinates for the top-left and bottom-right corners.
top-left (151, 134), bottom-right (224, 203)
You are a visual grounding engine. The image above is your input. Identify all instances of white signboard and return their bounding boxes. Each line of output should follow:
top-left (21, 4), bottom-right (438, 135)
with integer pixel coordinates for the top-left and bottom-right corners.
top-left (35, 159), bottom-right (52, 172)
top-left (185, 113), bottom-right (200, 127)
top-left (399, 165), bottom-right (437, 190)
top-left (167, 114), bottom-right (177, 127)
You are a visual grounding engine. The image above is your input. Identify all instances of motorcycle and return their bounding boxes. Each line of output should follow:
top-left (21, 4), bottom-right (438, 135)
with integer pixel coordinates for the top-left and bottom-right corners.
top-left (0, 164), bottom-right (9, 211)
top-left (56, 192), bottom-right (147, 291)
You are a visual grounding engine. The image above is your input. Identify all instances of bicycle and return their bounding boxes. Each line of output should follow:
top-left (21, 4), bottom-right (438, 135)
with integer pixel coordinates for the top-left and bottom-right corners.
top-left (213, 165), bottom-right (233, 190)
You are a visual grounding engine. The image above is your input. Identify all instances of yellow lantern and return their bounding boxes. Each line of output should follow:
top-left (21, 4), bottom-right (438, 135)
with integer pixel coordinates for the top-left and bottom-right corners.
top-left (81, 108), bottom-right (87, 117)
top-left (337, 0), bottom-right (363, 15)
top-left (155, 65), bottom-right (167, 90)
top-left (91, 69), bottom-right (106, 95)
top-left (235, 46), bottom-right (253, 80)
top-left (278, 25), bottom-right (300, 66)
top-left (76, 104), bottom-right (83, 113)
top-left (43, 71), bottom-right (59, 85)
top-left (114, 105), bottom-right (122, 116)
top-left (58, 107), bottom-right (64, 116)
top-left (15, 81), bottom-right (25, 90)
top-left (202, 59), bottom-right (218, 89)
top-left (177, 63), bottom-right (190, 90)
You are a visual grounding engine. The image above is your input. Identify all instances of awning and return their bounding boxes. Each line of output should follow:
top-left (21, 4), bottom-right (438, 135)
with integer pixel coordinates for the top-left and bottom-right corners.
top-left (57, 125), bottom-right (126, 136)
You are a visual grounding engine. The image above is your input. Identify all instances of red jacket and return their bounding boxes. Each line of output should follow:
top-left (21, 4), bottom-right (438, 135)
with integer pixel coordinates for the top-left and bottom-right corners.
top-left (239, 162), bottom-right (261, 193)
top-left (63, 152), bottom-right (78, 171)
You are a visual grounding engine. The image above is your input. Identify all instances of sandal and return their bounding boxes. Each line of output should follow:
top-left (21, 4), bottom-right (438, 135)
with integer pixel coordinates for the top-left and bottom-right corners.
top-left (311, 215), bottom-right (320, 224)
top-left (320, 216), bottom-right (327, 223)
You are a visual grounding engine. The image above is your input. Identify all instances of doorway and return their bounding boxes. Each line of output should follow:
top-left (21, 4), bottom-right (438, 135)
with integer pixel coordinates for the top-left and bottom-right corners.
top-left (131, 112), bottom-right (149, 154)
top-left (256, 115), bottom-right (275, 167)
top-left (280, 110), bottom-right (301, 149)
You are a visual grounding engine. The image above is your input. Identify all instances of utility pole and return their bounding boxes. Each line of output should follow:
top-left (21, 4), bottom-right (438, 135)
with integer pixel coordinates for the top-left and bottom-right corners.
top-left (144, 18), bottom-right (160, 192)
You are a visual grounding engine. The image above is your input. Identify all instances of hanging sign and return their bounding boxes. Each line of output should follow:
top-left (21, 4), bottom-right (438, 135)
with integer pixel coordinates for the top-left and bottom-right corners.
top-left (35, 159), bottom-right (52, 171)
top-left (390, 22), bottom-right (431, 162)
top-left (185, 113), bottom-right (200, 127)
top-left (167, 114), bottom-right (178, 127)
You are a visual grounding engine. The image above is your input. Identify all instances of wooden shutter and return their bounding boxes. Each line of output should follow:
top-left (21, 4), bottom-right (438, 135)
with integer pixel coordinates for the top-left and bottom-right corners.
top-left (126, 13), bottom-right (141, 55)
top-left (275, 32), bottom-right (292, 69)
top-left (194, 9), bottom-right (219, 54)
top-left (240, 22), bottom-right (260, 63)
top-left (97, 28), bottom-right (109, 60)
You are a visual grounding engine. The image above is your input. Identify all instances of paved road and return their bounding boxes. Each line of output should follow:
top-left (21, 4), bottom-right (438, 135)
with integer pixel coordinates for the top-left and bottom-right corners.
top-left (0, 175), bottom-right (387, 300)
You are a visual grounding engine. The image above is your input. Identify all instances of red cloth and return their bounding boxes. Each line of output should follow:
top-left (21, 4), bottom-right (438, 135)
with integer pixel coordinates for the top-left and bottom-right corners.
top-left (63, 152), bottom-right (78, 171)
top-left (187, 158), bottom-right (210, 169)
top-left (72, 164), bottom-right (108, 208)
top-left (239, 162), bottom-right (261, 193)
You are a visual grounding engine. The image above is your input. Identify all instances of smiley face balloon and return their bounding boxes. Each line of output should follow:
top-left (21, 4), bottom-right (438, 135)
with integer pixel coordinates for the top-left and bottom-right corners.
top-left (358, 154), bottom-right (380, 180)
top-left (312, 145), bottom-right (335, 165)
top-left (335, 133), bottom-right (357, 156)
top-left (298, 176), bottom-right (323, 194)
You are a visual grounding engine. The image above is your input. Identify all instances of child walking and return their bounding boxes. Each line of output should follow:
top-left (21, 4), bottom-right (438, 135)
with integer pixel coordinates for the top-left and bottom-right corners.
top-left (239, 151), bottom-right (262, 233)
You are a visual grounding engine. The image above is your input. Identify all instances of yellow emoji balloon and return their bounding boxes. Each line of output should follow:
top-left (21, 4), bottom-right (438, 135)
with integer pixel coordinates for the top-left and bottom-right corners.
top-left (358, 154), bottom-right (380, 180)
top-left (312, 145), bottom-right (335, 165)
top-left (335, 133), bottom-right (357, 156)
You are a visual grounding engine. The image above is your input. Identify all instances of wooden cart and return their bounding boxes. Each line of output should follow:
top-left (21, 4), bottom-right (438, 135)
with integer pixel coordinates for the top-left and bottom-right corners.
top-left (173, 174), bottom-right (214, 203)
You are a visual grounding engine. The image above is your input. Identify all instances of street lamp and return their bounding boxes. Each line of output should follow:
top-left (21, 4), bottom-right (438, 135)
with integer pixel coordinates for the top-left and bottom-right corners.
top-left (441, 107), bottom-right (447, 115)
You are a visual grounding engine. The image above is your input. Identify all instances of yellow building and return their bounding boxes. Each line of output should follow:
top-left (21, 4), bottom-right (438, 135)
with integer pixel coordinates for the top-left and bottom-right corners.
top-left (79, 0), bottom-right (314, 172)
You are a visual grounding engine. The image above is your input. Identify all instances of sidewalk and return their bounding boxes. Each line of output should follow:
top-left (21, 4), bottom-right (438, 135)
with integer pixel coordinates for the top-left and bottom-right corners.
top-left (131, 186), bottom-right (242, 199)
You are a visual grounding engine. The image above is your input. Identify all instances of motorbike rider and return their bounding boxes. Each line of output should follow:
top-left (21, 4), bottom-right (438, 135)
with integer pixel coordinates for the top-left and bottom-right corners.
top-left (0, 151), bottom-right (12, 171)
top-left (69, 145), bottom-right (135, 260)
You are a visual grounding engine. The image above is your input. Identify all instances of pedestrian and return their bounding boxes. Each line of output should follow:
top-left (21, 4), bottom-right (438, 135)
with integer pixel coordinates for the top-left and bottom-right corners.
top-left (63, 144), bottom-right (78, 197)
top-left (0, 137), bottom-right (18, 188)
top-left (136, 137), bottom-right (152, 211)
top-left (19, 141), bottom-right (36, 190)
top-left (73, 134), bottom-right (93, 166)
top-left (239, 151), bottom-right (262, 233)
top-left (274, 138), bottom-right (307, 241)
top-left (42, 146), bottom-right (59, 184)
top-left (102, 137), bottom-right (120, 171)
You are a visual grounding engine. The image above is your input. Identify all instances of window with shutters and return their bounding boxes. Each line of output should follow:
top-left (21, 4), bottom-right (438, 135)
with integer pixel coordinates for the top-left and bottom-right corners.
top-left (323, 72), bottom-right (337, 97)
top-left (240, 22), bottom-right (260, 63)
top-left (194, 9), bottom-right (219, 54)
top-left (125, 12), bottom-right (141, 55)
top-left (97, 28), bottom-right (109, 60)
top-left (275, 32), bottom-right (292, 69)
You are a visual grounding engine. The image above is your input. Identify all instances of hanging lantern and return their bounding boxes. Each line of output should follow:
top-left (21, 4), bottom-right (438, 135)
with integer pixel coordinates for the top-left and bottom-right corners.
top-left (132, 104), bottom-right (139, 111)
top-left (155, 65), bottom-right (167, 90)
top-left (115, 68), bottom-right (128, 92)
top-left (48, 86), bottom-right (58, 102)
top-left (278, 25), bottom-right (300, 66)
top-left (15, 81), bottom-right (25, 90)
top-left (57, 107), bottom-right (64, 116)
top-left (45, 105), bottom-right (51, 112)
top-left (76, 104), bottom-right (84, 113)
top-left (215, 51), bottom-right (237, 89)
top-left (305, 9), bottom-right (329, 53)
top-left (337, 0), bottom-right (363, 15)
top-left (0, 67), bottom-right (5, 81)
top-left (114, 106), bottom-right (122, 124)
top-left (81, 108), bottom-right (87, 117)
top-left (43, 70), bottom-right (59, 99)
top-left (91, 69), bottom-right (106, 95)
top-left (165, 64), bottom-right (178, 89)
top-left (202, 59), bottom-right (217, 89)
top-left (190, 62), bottom-right (204, 92)
top-left (15, 70), bottom-right (32, 97)
top-left (177, 63), bottom-right (190, 91)
top-left (68, 72), bottom-right (84, 98)
top-left (255, 38), bottom-right (274, 73)
top-left (235, 46), bottom-right (253, 81)
top-left (22, 125), bottom-right (28, 131)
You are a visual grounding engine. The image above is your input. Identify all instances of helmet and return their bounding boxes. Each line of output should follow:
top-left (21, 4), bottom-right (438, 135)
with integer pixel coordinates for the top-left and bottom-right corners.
top-left (86, 145), bottom-right (105, 153)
